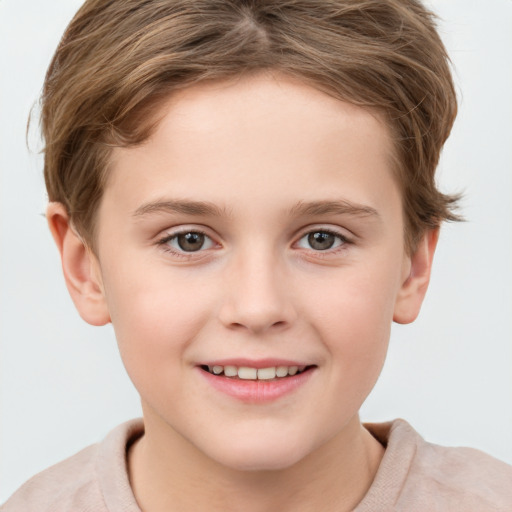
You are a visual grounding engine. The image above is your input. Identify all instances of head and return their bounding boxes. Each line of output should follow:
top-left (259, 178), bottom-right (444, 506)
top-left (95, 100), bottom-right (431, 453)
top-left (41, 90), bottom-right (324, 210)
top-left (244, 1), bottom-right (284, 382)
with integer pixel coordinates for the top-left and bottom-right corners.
top-left (42, 0), bottom-right (460, 471)
top-left (42, 0), bottom-right (459, 254)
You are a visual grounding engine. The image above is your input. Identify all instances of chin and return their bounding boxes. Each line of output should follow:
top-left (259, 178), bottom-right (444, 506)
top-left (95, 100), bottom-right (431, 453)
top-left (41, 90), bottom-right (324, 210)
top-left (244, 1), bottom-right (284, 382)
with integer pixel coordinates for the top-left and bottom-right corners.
top-left (218, 452), bottom-right (304, 472)
top-left (204, 435), bottom-right (313, 472)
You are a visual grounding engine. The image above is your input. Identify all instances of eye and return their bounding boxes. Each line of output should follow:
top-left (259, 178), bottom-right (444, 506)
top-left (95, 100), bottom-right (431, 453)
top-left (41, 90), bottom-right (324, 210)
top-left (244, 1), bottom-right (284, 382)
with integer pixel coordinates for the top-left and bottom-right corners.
top-left (296, 230), bottom-right (347, 251)
top-left (162, 231), bottom-right (216, 253)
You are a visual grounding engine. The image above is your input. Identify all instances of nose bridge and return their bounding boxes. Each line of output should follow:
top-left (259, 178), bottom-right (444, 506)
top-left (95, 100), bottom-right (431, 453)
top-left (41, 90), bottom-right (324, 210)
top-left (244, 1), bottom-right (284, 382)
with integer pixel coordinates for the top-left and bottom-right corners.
top-left (219, 241), bottom-right (295, 333)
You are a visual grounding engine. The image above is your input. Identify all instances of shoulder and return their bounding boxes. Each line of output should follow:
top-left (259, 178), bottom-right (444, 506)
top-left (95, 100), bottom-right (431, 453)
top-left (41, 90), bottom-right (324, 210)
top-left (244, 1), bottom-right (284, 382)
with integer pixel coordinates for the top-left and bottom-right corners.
top-left (1, 419), bottom-right (143, 512)
top-left (0, 443), bottom-right (102, 512)
top-left (360, 419), bottom-right (512, 512)
top-left (408, 429), bottom-right (512, 510)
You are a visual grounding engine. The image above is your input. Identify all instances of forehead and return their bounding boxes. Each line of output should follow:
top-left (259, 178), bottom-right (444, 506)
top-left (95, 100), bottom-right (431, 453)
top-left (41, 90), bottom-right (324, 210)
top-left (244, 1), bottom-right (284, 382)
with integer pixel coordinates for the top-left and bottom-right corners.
top-left (105, 72), bottom-right (399, 221)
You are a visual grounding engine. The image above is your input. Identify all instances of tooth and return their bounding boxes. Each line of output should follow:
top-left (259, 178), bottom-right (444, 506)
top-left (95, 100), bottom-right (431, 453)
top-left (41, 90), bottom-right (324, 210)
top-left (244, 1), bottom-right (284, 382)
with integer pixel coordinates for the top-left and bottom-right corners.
top-left (288, 366), bottom-right (298, 376)
top-left (238, 367), bottom-right (257, 380)
top-left (257, 367), bottom-right (276, 380)
top-left (224, 365), bottom-right (238, 377)
top-left (298, 366), bottom-right (306, 372)
top-left (276, 366), bottom-right (288, 378)
top-left (212, 365), bottom-right (223, 375)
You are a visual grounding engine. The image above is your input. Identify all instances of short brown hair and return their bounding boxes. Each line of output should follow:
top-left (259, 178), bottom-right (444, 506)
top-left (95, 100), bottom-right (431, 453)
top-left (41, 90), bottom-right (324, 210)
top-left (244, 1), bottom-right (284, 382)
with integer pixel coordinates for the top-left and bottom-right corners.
top-left (41, 0), bottom-right (460, 252)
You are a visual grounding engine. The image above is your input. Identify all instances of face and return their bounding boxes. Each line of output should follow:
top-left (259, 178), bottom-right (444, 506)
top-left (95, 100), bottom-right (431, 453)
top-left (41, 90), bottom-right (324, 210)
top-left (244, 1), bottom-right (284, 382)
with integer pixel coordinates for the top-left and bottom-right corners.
top-left (93, 72), bottom-right (412, 470)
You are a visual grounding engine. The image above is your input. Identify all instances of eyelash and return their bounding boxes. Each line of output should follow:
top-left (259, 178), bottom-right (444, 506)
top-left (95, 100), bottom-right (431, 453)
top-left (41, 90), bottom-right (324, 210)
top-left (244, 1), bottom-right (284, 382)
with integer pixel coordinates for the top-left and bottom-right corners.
top-left (295, 228), bottom-right (351, 255)
top-left (156, 228), bottom-right (215, 260)
top-left (156, 227), bottom-right (352, 259)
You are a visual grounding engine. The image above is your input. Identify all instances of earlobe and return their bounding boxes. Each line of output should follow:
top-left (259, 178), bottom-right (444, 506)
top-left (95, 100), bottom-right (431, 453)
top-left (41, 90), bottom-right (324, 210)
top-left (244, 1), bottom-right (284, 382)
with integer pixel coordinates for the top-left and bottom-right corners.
top-left (46, 202), bottom-right (111, 326)
top-left (393, 228), bottom-right (439, 324)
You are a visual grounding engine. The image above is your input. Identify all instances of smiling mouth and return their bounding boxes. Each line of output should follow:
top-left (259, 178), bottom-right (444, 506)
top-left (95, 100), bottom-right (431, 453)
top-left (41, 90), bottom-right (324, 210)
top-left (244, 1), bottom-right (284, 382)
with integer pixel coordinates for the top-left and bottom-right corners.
top-left (200, 364), bottom-right (315, 381)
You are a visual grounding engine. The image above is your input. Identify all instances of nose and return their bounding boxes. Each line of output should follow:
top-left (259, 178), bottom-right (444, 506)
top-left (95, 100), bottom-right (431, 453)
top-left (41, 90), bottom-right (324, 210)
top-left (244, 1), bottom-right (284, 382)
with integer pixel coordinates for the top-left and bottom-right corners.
top-left (218, 248), bottom-right (297, 334)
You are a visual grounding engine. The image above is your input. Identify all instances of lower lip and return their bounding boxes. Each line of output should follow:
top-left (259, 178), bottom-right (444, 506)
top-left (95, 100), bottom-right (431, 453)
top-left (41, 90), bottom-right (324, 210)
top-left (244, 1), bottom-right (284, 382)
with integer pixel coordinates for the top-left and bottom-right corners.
top-left (197, 367), bottom-right (316, 403)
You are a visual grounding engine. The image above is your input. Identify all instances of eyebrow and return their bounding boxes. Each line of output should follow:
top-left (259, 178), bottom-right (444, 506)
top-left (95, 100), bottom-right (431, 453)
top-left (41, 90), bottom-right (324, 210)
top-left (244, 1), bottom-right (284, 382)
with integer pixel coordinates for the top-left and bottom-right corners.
top-left (132, 199), bottom-right (231, 219)
top-left (132, 198), bottom-right (379, 221)
top-left (288, 200), bottom-right (380, 219)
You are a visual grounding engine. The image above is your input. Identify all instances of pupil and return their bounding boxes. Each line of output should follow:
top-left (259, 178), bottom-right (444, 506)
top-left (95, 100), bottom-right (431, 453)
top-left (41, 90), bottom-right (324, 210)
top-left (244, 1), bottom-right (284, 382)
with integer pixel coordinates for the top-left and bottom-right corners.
top-left (177, 232), bottom-right (204, 252)
top-left (308, 231), bottom-right (335, 250)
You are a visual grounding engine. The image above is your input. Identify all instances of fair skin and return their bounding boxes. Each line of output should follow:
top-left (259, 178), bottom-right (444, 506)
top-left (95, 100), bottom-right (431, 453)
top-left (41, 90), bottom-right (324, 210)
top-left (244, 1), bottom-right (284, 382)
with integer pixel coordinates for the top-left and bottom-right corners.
top-left (48, 72), bottom-right (437, 512)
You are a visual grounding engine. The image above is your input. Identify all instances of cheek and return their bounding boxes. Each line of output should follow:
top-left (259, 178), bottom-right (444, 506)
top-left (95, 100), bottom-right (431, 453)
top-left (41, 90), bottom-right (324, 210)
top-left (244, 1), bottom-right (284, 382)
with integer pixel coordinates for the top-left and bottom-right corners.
top-left (307, 260), bottom-right (398, 340)
top-left (101, 264), bottom-right (216, 383)
top-left (303, 262), bottom-right (399, 390)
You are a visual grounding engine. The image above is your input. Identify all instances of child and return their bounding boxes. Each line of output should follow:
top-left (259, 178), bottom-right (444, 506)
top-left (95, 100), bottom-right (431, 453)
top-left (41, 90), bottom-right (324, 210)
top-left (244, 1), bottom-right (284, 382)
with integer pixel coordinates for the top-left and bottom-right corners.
top-left (2, 0), bottom-right (511, 510)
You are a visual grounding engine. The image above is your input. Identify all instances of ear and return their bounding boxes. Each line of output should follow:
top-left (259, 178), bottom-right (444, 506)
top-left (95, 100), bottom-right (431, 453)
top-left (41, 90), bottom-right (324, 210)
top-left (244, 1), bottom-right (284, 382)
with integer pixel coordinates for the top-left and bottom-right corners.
top-left (47, 202), bottom-right (111, 326)
top-left (393, 228), bottom-right (439, 324)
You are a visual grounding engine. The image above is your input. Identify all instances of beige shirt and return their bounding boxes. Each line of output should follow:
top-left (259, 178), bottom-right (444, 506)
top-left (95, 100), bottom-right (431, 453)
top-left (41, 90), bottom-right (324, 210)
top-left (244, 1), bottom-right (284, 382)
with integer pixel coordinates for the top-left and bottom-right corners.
top-left (2, 418), bottom-right (511, 511)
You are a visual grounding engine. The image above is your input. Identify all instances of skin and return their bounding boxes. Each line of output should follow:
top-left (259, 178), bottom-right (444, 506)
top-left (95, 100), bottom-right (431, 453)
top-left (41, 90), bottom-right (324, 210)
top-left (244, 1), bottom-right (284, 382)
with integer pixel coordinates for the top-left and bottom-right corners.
top-left (48, 72), bottom-right (438, 512)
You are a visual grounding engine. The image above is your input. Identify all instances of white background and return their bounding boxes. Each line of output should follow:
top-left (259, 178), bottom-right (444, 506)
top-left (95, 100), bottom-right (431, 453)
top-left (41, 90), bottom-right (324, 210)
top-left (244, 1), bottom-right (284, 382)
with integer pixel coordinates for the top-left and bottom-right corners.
top-left (1, 0), bottom-right (511, 502)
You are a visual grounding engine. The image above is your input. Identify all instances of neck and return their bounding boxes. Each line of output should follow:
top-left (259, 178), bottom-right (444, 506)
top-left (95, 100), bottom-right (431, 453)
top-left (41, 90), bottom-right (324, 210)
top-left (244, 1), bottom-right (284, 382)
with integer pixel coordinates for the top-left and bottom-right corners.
top-left (128, 412), bottom-right (384, 512)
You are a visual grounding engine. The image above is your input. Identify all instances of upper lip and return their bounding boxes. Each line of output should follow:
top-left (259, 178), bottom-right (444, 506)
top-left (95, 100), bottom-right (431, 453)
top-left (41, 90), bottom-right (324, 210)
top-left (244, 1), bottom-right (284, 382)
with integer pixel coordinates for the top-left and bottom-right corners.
top-left (197, 358), bottom-right (314, 369)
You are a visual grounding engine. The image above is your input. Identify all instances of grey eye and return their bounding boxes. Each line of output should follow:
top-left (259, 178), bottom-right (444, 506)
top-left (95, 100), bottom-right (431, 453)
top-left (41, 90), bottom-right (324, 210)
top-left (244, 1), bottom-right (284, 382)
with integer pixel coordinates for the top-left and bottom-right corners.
top-left (169, 232), bottom-right (214, 252)
top-left (308, 232), bottom-right (335, 250)
top-left (297, 231), bottom-right (345, 251)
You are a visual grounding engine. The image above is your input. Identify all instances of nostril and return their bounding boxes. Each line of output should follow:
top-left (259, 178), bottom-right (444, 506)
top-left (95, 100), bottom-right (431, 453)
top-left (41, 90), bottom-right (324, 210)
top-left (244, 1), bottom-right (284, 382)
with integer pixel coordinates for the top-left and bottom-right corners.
top-left (227, 319), bottom-right (288, 333)
top-left (217, 292), bottom-right (296, 333)
top-left (229, 322), bottom-right (247, 330)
